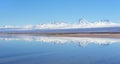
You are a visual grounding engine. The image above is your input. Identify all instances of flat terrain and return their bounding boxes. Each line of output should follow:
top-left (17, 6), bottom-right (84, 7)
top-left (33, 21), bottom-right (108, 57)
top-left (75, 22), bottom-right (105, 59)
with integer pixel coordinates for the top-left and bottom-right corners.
top-left (0, 32), bottom-right (120, 38)
top-left (53, 33), bottom-right (120, 38)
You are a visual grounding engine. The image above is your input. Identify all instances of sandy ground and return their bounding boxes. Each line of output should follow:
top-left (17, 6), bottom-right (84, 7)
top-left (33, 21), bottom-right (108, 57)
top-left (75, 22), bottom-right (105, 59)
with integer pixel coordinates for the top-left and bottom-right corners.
top-left (0, 33), bottom-right (120, 38)
top-left (52, 33), bottom-right (120, 38)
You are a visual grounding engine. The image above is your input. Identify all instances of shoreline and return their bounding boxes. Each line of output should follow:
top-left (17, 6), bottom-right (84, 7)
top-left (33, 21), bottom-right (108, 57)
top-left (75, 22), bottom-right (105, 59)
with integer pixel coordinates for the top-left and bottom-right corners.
top-left (53, 33), bottom-right (120, 38)
top-left (0, 32), bottom-right (120, 38)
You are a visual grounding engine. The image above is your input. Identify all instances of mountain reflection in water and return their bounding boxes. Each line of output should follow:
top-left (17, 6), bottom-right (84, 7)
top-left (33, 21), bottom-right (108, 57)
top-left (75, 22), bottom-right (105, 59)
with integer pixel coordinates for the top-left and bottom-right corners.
top-left (0, 36), bottom-right (120, 64)
top-left (0, 36), bottom-right (119, 47)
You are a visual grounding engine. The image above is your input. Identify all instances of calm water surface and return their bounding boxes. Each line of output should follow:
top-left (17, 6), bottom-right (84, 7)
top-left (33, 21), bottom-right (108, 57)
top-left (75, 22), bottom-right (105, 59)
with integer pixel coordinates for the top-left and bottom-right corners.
top-left (0, 36), bottom-right (120, 64)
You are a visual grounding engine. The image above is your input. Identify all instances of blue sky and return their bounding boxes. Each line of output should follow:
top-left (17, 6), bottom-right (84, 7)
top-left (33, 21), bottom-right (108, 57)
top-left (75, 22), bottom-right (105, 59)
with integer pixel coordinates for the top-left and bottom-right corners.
top-left (0, 0), bottom-right (120, 25)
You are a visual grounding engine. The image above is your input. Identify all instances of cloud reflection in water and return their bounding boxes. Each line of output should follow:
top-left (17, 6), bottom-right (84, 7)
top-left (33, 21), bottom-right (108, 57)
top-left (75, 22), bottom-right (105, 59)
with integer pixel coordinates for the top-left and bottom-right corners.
top-left (0, 36), bottom-right (119, 47)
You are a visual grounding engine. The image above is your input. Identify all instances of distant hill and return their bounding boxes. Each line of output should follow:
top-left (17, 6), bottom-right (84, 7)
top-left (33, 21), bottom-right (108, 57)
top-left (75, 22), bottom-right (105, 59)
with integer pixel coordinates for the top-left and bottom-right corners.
top-left (0, 27), bottom-right (120, 34)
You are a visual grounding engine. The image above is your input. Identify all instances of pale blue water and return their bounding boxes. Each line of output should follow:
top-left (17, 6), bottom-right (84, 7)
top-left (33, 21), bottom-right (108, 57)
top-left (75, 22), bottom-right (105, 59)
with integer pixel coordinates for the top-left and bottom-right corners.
top-left (0, 36), bottom-right (120, 64)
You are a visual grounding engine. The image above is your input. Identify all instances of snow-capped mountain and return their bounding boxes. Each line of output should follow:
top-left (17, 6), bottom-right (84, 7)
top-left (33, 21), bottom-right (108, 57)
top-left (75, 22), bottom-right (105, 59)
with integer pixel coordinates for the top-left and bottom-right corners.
top-left (0, 20), bottom-right (120, 33)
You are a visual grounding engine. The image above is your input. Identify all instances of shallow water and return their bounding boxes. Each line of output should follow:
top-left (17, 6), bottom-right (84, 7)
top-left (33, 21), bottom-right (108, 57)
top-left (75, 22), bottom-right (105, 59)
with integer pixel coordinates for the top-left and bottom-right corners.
top-left (0, 36), bottom-right (120, 64)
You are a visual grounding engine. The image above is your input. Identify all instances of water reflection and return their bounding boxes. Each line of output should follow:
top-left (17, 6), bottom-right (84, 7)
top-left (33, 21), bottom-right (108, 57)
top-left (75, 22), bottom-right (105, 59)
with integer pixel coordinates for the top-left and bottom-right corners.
top-left (0, 36), bottom-right (120, 64)
top-left (0, 36), bottom-right (119, 47)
